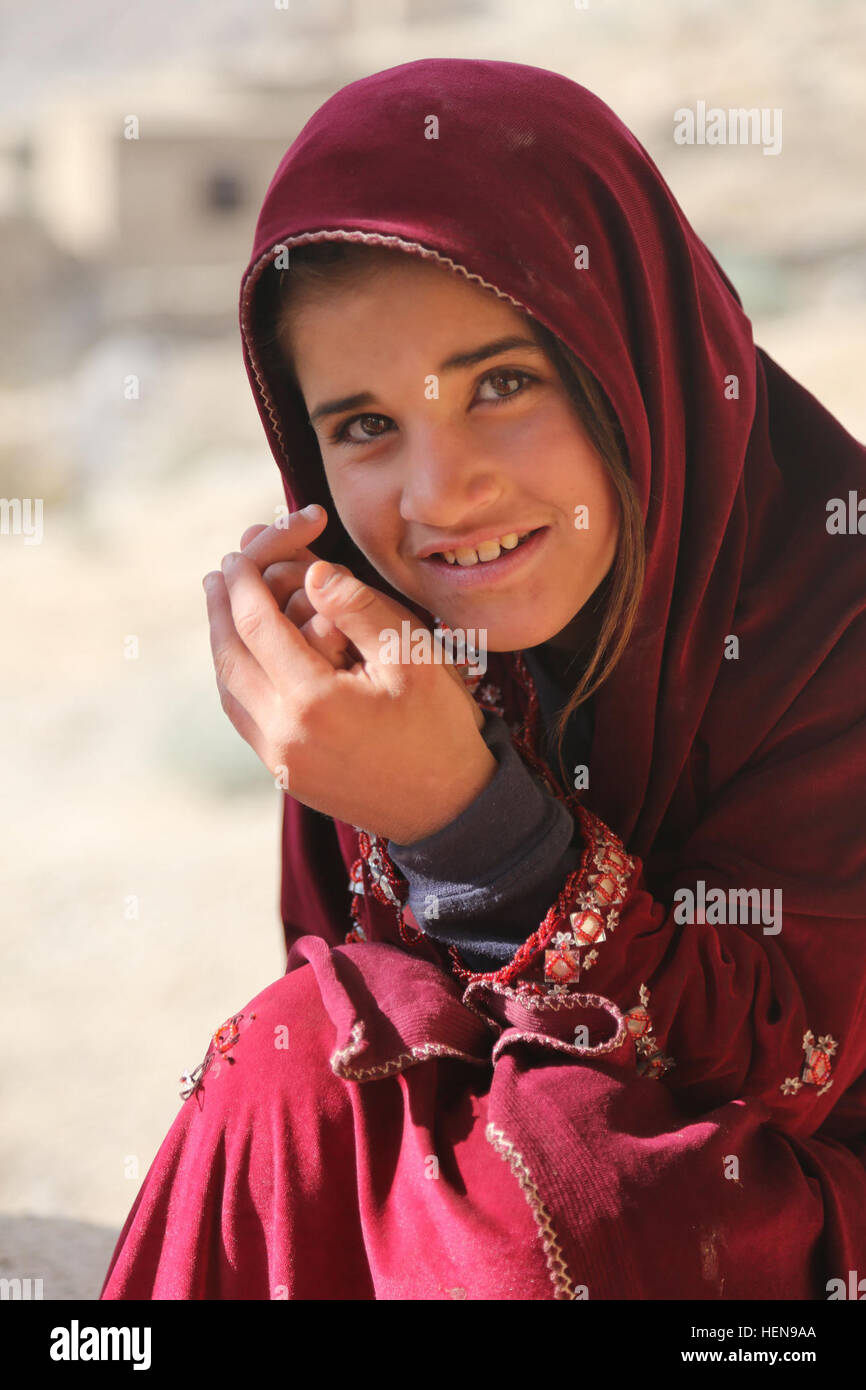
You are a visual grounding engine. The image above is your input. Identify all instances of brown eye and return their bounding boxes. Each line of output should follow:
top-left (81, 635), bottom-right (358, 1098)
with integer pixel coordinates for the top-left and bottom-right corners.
top-left (477, 369), bottom-right (535, 403)
top-left (332, 413), bottom-right (393, 445)
top-left (489, 372), bottom-right (521, 395)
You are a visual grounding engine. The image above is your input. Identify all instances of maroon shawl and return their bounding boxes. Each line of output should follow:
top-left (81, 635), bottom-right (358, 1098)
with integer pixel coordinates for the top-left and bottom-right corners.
top-left (101, 58), bottom-right (866, 1300)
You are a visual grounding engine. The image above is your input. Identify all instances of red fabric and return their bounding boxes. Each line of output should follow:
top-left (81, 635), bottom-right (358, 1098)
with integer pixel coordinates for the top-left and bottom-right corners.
top-left (101, 58), bottom-right (866, 1300)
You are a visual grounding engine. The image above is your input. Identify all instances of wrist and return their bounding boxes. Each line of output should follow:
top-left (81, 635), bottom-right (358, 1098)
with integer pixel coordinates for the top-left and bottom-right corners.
top-left (387, 742), bottom-right (498, 845)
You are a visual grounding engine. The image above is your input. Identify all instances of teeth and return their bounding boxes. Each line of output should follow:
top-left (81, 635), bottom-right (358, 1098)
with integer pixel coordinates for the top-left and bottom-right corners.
top-left (454, 546), bottom-right (479, 566)
top-left (440, 530), bottom-right (528, 566)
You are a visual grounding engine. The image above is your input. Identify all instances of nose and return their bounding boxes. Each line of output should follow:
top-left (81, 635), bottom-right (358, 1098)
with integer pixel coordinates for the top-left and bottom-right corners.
top-left (398, 420), bottom-right (502, 529)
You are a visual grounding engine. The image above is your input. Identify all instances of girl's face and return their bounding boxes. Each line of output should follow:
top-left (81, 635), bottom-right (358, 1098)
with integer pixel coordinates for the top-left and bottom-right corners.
top-left (282, 254), bottom-right (620, 654)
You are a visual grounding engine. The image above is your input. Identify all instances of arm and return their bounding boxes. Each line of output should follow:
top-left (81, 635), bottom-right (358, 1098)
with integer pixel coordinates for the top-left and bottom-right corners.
top-left (387, 709), bottom-right (584, 970)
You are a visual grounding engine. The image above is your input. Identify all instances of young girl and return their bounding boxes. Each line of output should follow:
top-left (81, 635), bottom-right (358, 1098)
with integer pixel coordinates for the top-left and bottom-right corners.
top-left (101, 57), bottom-right (866, 1300)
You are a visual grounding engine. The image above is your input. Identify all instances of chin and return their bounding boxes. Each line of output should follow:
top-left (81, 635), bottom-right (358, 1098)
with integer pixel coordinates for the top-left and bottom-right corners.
top-left (448, 616), bottom-right (565, 654)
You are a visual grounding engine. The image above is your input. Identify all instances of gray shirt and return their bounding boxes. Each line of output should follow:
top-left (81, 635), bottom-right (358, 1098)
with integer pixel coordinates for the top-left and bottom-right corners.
top-left (387, 649), bottom-right (593, 971)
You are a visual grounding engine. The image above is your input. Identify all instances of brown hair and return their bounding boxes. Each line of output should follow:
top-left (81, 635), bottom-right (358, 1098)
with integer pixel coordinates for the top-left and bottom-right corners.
top-left (255, 239), bottom-right (645, 790)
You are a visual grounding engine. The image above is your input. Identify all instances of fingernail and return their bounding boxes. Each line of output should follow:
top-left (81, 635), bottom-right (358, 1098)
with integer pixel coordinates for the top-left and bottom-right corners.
top-left (309, 561), bottom-right (338, 588)
top-left (202, 572), bottom-right (217, 590)
top-left (301, 503), bottom-right (322, 520)
top-left (221, 552), bottom-right (240, 569)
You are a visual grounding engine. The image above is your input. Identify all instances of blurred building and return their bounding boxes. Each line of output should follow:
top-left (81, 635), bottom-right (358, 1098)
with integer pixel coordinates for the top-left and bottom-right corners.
top-left (0, 0), bottom-right (493, 381)
top-left (0, 78), bottom-right (345, 379)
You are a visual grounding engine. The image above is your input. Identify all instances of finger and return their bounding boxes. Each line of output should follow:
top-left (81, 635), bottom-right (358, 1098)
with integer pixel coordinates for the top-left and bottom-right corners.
top-left (212, 672), bottom-right (273, 770)
top-left (305, 561), bottom-right (419, 686)
top-left (283, 587), bottom-right (353, 667)
top-left (204, 570), bottom-right (276, 715)
top-left (262, 558), bottom-right (312, 611)
top-left (240, 523), bottom-right (270, 550)
top-left (241, 505), bottom-right (328, 574)
top-left (299, 610), bottom-right (355, 670)
top-left (219, 550), bottom-right (332, 690)
top-left (284, 586), bottom-right (318, 626)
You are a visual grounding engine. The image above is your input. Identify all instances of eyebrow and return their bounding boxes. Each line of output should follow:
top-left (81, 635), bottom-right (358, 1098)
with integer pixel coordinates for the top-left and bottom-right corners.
top-left (307, 335), bottom-right (544, 426)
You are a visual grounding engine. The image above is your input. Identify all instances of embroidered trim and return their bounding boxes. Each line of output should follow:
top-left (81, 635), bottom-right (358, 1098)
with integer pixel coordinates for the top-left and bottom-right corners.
top-left (330, 1019), bottom-right (366, 1071)
top-left (490, 1016), bottom-right (627, 1067)
top-left (346, 828), bottom-right (418, 947)
top-left (780, 1029), bottom-right (838, 1097)
top-left (345, 859), bottom-right (369, 943)
top-left (442, 807), bottom-right (635, 995)
top-left (543, 825), bottom-right (634, 990)
top-left (485, 1121), bottom-right (576, 1300)
top-left (329, 1019), bottom-right (488, 1081)
top-left (505, 813), bottom-right (634, 996)
top-left (622, 984), bottom-right (675, 1080)
top-left (461, 982), bottom-right (628, 1060)
top-left (464, 977), bottom-right (613, 1013)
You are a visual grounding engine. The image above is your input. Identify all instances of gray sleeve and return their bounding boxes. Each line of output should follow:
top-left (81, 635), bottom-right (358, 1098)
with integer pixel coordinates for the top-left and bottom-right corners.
top-left (387, 710), bottom-right (582, 971)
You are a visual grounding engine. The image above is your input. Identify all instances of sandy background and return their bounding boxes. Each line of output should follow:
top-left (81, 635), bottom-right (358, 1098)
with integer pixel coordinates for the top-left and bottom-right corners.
top-left (1, 0), bottom-right (864, 1299)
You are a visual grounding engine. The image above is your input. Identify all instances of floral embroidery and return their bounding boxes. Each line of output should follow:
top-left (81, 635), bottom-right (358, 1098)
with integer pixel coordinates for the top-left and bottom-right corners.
top-left (179, 1010), bottom-right (257, 1101)
top-left (780, 1029), bottom-right (838, 1097)
top-left (477, 682), bottom-right (506, 715)
top-left (623, 984), bottom-right (675, 1081)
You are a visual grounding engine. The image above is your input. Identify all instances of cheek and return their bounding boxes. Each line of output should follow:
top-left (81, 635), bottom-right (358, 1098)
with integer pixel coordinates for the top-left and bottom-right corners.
top-left (519, 401), bottom-right (595, 478)
top-left (536, 415), bottom-right (618, 525)
top-left (324, 467), bottom-right (395, 559)
top-left (538, 419), bottom-right (620, 562)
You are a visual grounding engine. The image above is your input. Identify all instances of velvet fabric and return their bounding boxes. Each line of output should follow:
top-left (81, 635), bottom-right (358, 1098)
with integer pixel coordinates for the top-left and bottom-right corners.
top-left (101, 58), bottom-right (866, 1300)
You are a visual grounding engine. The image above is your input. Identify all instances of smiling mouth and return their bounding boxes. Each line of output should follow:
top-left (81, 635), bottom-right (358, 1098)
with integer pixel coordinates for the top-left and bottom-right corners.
top-left (420, 525), bottom-right (550, 583)
top-left (428, 527), bottom-right (545, 566)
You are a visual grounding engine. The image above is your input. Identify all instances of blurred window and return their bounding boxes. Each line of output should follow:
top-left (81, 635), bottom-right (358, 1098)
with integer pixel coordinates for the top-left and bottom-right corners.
top-left (204, 171), bottom-right (243, 213)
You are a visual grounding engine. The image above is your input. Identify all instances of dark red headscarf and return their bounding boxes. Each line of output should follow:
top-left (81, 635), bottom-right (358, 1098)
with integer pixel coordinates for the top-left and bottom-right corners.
top-left (239, 56), bottom-right (866, 929)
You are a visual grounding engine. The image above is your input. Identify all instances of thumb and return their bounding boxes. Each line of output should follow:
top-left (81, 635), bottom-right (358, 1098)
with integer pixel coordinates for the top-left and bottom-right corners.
top-left (305, 560), bottom-right (417, 673)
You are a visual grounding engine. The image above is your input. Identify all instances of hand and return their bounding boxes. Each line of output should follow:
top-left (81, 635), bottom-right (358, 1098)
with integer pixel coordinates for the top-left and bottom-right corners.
top-left (234, 508), bottom-right (486, 733)
top-left (236, 506), bottom-right (353, 671)
top-left (202, 546), bottom-right (496, 843)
